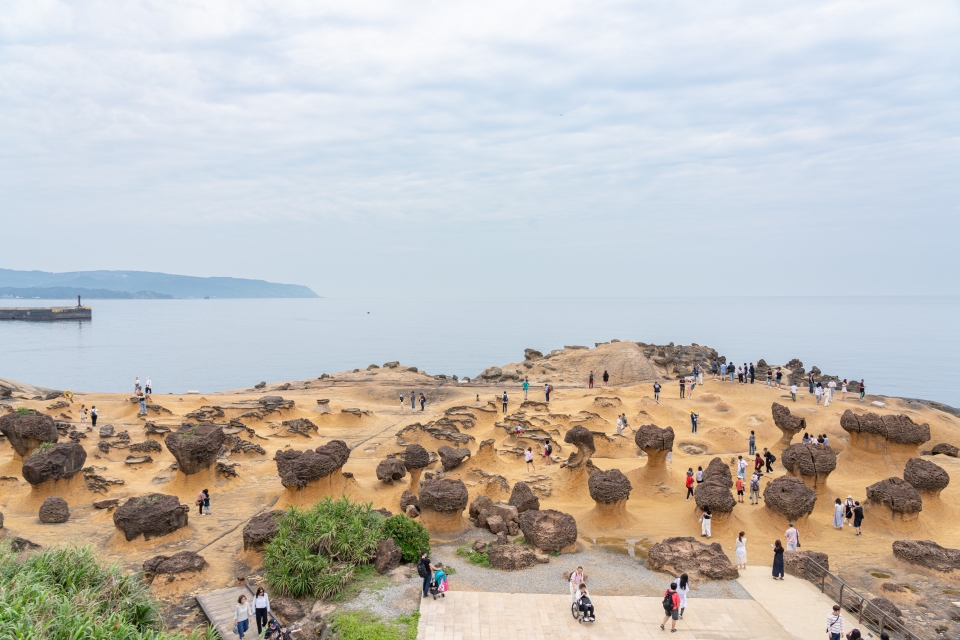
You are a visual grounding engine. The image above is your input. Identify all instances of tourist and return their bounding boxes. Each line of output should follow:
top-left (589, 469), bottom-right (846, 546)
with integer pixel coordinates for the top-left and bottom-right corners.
top-left (524, 447), bottom-right (536, 473)
top-left (679, 377), bottom-right (685, 399)
top-left (846, 629), bottom-right (862, 640)
top-left (785, 523), bottom-right (799, 551)
top-left (203, 488), bottom-right (210, 515)
top-left (195, 489), bottom-right (206, 516)
top-left (616, 415), bottom-right (624, 435)
top-left (843, 496), bottom-right (855, 526)
top-left (841, 379), bottom-right (848, 401)
top-left (790, 384), bottom-right (798, 402)
top-left (720, 362), bottom-right (727, 382)
top-left (653, 381), bottom-right (661, 404)
top-left (501, 391), bottom-right (508, 413)
top-left (90, 405), bottom-right (98, 427)
top-left (766, 369), bottom-right (773, 387)
top-left (775, 368), bottom-right (783, 389)
top-left (522, 378), bottom-right (529, 400)
top-left (576, 583), bottom-right (595, 622)
top-left (253, 587), bottom-right (271, 635)
top-left (712, 359), bottom-right (719, 380)
top-left (419, 393), bottom-right (426, 411)
top-left (748, 430), bottom-right (756, 456)
top-left (771, 540), bottom-right (785, 580)
top-left (859, 379), bottom-right (866, 401)
top-left (809, 372), bottom-right (815, 394)
top-left (828, 379), bottom-right (837, 401)
top-left (749, 362), bottom-right (755, 383)
top-left (544, 383), bottom-right (551, 402)
top-left (833, 498), bottom-right (844, 529)
top-left (750, 472), bottom-right (762, 505)
top-left (543, 439), bottom-right (553, 465)
top-left (736, 365), bottom-right (743, 384)
top-left (823, 434), bottom-right (830, 446)
top-left (588, 371), bottom-right (594, 389)
top-left (569, 566), bottom-right (585, 602)
top-left (145, 377), bottom-right (152, 395)
top-left (418, 551), bottom-right (436, 598)
top-left (79, 405), bottom-right (87, 427)
top-left (754, 453), bottom-right (763, 473)
top-left (660, 582), bottom-right (681, 632)
top-left (690, 411), bottom-right (698, 434)
top-left (621, 413), bottom-right (630, 432)
top-left (853, 501), bottom-right (864, 536)
top-left (700, 506), bottom-right (712, 538)
top-left (826, 605), bottom-right (844, 639)
top-left (763, 448), bottom-right (775, 472)
top-left (399, 392), bottom-right (404, 407)
top-left (735, 477), bottom-right (744, 503)
top-left (815, 383), bottom-right (823, 405)
top-left (737, 455), bottom-right (747, 479)
top-left (823, 386), bottom-right (831, 407)
top-left (411, 393), bottom-right (416, 410)
top-left (730, 364), bottom-right (736, 382)
top-left (685, 470), bottom-right (694, 501)
top-left (676, 573), bottom-right (690, 618)
top-left (697, 364), bottom-right (704, 386)
top-left (136, 387), bottom-right (146, 415)
top-left (695, 466), bottom-right (704, 485)
top-left (234, 595), bottom-right (254, 638)
top-left (134, 376), bottom-right (141, 391)
top-left (735, 531), bottom-right (748, 569)
top-left (689, 375), bottom-right (696, 397)
top-left (603, 370), bottom-right (609, 385)
top-left (513, 423), bottom-right (523, 438)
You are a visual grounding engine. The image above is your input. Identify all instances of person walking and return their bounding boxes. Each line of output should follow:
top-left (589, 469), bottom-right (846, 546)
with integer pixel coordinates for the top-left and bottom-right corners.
top-left (679, 377), bottom-right (685, 399)
top-left (720, 362), bottom-right (727, 382)
top-left (785, 523), bottom-right (799, 551)
top-left (853, 501), bottom-right (864, 536)
top-left (568, 566), bottom-right (585, 603)
top-left (823, 385), bottom-right (831, 407)
top-left (90, 405), bottom-right (98, 427)
top-left (828, 379), bottom-right (837, 401)
top-left (253, 587), bottom-right (271, 636)
top-left (653, 381), bottom-right (661, 404)
top-left (522, 378), bottom-right (529, 400)
top-left (419, 393), bottom-right (426, 411)
top-left (501, 391), bottom-right (508, 413)
top-left (660, 582), bottom-right (681, 632)
top-left (763, 447), bottom-right (775, 472)
top-left (833, 498), bottom-right (844, 529)
top-left (690, 411), bottom-right (698, 434)
top-left (826, 605), bottom-right (844, 640)
top-left (418, 551), bottom-right (435, 598)
top-left (602, 370), bottom-right (609, 385)
top-left (735, 532), bottom-right (748, 569)
top-left (685, 470), bottom-right (694, 501)
top-left (735, 477), bottom-right (744, 503)
top-left (843, 495), bottom-right (855, 526)
top-left (748, 430), bottom-right (756, 456)
top-left (772, 540), bottom-right (785, 580)
top-left (695, 466), bottom-right (704, 485)
top-left (700, 506), bottom-right (712, 538)
top-left (234, 595), bottom-right (254, 639)
top-left (544, 383), bottom-right (551, 402)
top-left (859, 379), bottom-right (866, 401)
top-left (136, 388), bottom-right (146, 415)
top-left (616, 414), bottom-right (624, 435)
top-left (145, 377), bottom-right (152, 395)
top-left (790, 383), bottom-right (798, 402)
top-left (543, 439), bottom-right (553, 465)
top-left (675, 573), bottom-right (690, 618)
top-left (815, 383), bottom-right (823, 405)
top-left (737, 455), bottom-right (747, 479)
top-left (196, 489), bottom-right (206, 516)
top-left (524, 447), bottom-right (536, 474)
top-left (588, 371), bottom-right (594, 389)
top-left (79, 405), bottom-right (87, 427)
top-left (621, 413), bottom-right (630, 433)
top-left (750, 472), bottom-right (762, 505)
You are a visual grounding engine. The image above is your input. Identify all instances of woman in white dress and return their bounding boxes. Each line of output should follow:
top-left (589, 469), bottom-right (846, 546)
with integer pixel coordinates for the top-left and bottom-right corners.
top-left (735, 532), bottom-right (747, 570)
top-left (569, 566), bottom-right (585, 603)
top-left (841, 380), bottom-right (848, 401)
top-left (833, 498), bottom-right (844, 529)
top-left (675, 573), bottom-right (691, 618)
top-left (79, 405), bottom-right (87, 427)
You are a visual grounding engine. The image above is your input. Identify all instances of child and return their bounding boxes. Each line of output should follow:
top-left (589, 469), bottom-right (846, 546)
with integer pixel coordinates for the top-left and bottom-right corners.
top-left (524, 447), bottom-right (536, 474)
top-left (735, 477), bottom-right (744, 503)
top-left (543, 440), bottom-right (553, 465)
top-left (577, 583), bottom-right (595, 622)
top-left (202, 488), bottom-right (210, 515)
top-left (433, 563), bottom-right (448, 594)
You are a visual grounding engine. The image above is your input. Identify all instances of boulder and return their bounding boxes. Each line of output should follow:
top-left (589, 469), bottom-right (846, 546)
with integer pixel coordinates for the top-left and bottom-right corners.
top-left (645, 536), bottom-right (739, 580)
top-left (419, 478), bottom-right (469, 513)
top-left (772, 403), bottom-right (805, 450)
top-left (517, 509), bottom-right (578, 553)
top-left (866, 477), bottom-right (923, 516)
top-left (274, 440), bottom-right (350, 488)
top-left (931, 442), bottom-right (959, 457)
top-left (142, 550), bottom-right (207, 581)
top-left (903, 458), bottom-right (949, 496)
top-left (469, 495), bottom-right (494, 521)
top-left (99, 425), bottom-right (115, 438)
top-left (870, 597), bottom-right (902, 619)
top-left (93, 499), bottom-right (119, 510)
top-left (404, 444), bottom-right (431, 470)
top-left (374, 538), bottom-right (402, 574)
top-left (783, 550), bottom-right (829, 581)
top-left (400, 490), bottom-right (420, 513)
top-left (508, 482), bottom-right (540, 514)
top-left (487, 544), bottom-right (545, 570)
top-left (243, 510), bottom-right (282, 551)
top-left (694, 481), bottom-right (737, 515)
top-left (780, 443), bottom-right (837, 490)
top-left (588, 469), bottom-right (632, 504)
top-left (259, 396), bottom-right (295, 412)
top-left (38, 497), bottom-right (69, 523)
top-left (405, 504), bottom-right (420, 518)
top-left (113, 494), bottom-right (190, 541)
top-left (703, 457), bottom-right (733, 488)
top-left (891, 540), bottom-right (960, 572)
top-left (0, 412), bottom-right (58, 457)
top-left (376, 458), bottom-right (407, 484)
top-left (164, 423), bottom-right (225, 475)
top-left (479, 366), bottom-right (503, 380)
top-left (763, 476), bottom-right (817, 520)
top-left (21, 442), bottom-right (87, 485)
top-left (130, 440), bottom-right (163, 453)
top-left (562, 426), bottom-right (595, 468)
top-left (271, 597), bottom-right (304, 623)
top-left (840, 411), bottom-right (931, 452)
top-left (437, 445), bottom-right (471, 471)
top-left (486, 515), bottom-right (505, 534)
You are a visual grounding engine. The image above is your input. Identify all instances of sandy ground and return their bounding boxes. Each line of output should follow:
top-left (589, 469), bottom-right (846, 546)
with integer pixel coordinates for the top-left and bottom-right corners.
top-left (2, 342), bottom-right (959, 635)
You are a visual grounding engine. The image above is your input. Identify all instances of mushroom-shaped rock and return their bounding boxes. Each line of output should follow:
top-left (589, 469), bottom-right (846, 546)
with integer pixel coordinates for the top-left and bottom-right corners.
top-left (403, 443), bottom-right (432, 493)
top-left (694, 481), bottom-right (737, 515)
top-left (487, 544), bottom-right (545, 570)
top-left (763, 476), bottom-right (817, 520)
top-left (841, 411), bottom-right (931, 448)
top-left (517, 509), bottom-right (578, 553)
top-left (633, 424), bottom-right (675, 483)
top-left (437, 445), bottom-right (471, 471)
top-left (588, 469), bottom-right (632, 504)
top-left (38, 497), bottom-right (69, 523)
top-left (562, 426), bottom-right (595, 468)
top-left (780, 443), bottom-right (837, 490)
top-left (243, 510), bottom-right (282, 551)
top-left (142, 551), bottom-right (207, 582)
top-left (376, 458), bottom-right (407, 484)
top-left (375, 538), bottom-right (403, 574)
top-left (931, 443), bottom-right (959, 457)
top-left (21, 442), bottom-right (87, 485)
top-left (645, 536), bottom-right (739, 580)
top-left (164, 423), bottom-right (225, 475)
top-left (418, 478), bottom-right (469, 533)
top-left (508, 481), bottom-right (540, 514)
top-left (891, 540), bottom-right (960, 572)
top-left (0, 412), bottom-right (58, 457)
top-left (274, 440), bottom-right (350, 488)
top-left (113, 494), bottom-right (190, 541)
top-left (703, 457), bottom-right (733, 489)
top-left (772, 403), bottom-right (805, 450)
top-left (784, 550), bottom-right (830, 581)
top-left (866, 477), bottom-right (923, 518)
top-left (903, 458), bottom-right (949, 497)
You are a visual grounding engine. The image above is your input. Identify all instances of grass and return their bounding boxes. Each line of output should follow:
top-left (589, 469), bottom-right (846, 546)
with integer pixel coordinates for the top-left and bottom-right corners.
top-left (328, 611), bottom-right (419, 640)
top-left (30, 441), bottom-right (54, 457)
top-left (16, 406), bottom-right (33, 416)
top-left (330, 564), bottom-right (393, 603)
top-left (456, 547), bottom-right (492, 568)
top-left (0, 542), bottom-right (219, 640)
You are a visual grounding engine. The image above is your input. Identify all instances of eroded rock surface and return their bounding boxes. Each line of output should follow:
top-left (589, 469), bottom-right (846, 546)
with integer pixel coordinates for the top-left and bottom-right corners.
top-left (866, 477), bottom-right (923, 515)
top-left (508, 481), bottom-right (540, 513)
top-left (903, 458), bottom-right (949, 496)
top-left (892, 540), bottom-right (960, 572)
top-left (772, 403), bottom-right (805, 449)
top-left (243, 510), bottom-right (282, 551)
top-left (588, 469), bottom-right (632, 504)
top-left (0, 412), bottom-right (58, 456)
top-left (22, 442), bottom-right (87, 485)
top-left (142, 550), bottom-right (207, 581)
top-left (562, 426), bottom-right (595, 468)
top-left (419, 478), bottom-right (469, 513)
top-left (113, 494), bottom-right (190, 541)
top-left (376, 458), bottom-right (407, 484)
top-left (437, 445), bottom-right (471, 471)
top-left (274, 440), bottom-right (350, 488)
top-left (38, 496), bottom-right (69, 523)
top-left (164, 423), bottom-right (225, 475)
top-left (645, 536), bottom-right (738, 579)
top-left (841, 411), bottom-right (931, 445)
top-left (763, 475), bottom-right (817, 520)
top-left (780, 443), bottom-right (837, 489)
top-left (517, 509), bottom-right (578, 553)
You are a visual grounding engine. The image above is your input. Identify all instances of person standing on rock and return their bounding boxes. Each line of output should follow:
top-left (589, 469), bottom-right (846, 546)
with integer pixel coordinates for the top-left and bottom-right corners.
top-left (785, 523), bottom-right (799, 551)
top-left (134, 376), bottom-right (141, 391)
top-left (660, 582), bottom-right (681, 632)
top-left (736, 365), bottom-right (743, 384)
top-left (736, 532), bottom-right (748, 569)
top-left (750, 472), bottom-right (762, 505)
top-left (543, 439), bottom-right (553, 465)
top-left (399, 392), bottom-right (404, 407)
top-left (853, 501), bottom-right (864, 536)
top-left (809, 372), bottom-right (815, 394)
top-left (833, 498), bottom-right (844, 529)
top-left (524, 447), bottom-right (536, 474)
top-left (840, 379), bottom-right (848, 401)
top-left (754, 453), bottom-right (763, 473)
top-left (700, 506), bottom-right (712, 538)
top-left (145, 377), bottom-right (152, 395)
top-left (730, 364), bottom-right (736, 382)
top-left (253, 587), bottom-right (271, 635)
top-left (859, 379), bottom-right (866, 401)
top-left (828, 379), bottom-right (837, 401)
top-left (196, 490), bottom-right (206, 516)
top-left (685, 470), bottom-right (694, 501)
top-left (815, 383), bottom-right (823, 405)
top-left (136, 387), bottom-right (146, 415)
top-left (690, 411), bottom-right (699, 434)
top-left (748, 430), bottom-right (756, 456)
top-left (653, 381), bottom-right (661, 404)
top-left (695, 466), bottom-right (704, 485)
top-left (776, 368), bottom-right (783, 390)
top-left (603, 370), bottom-right (609, 385)
top-left (749, 363), bottom-right (756, 383)
top-left (737, 455), bottom-right (747, 479)
top-left (412, 392), bottom-right (416, 410)
top-left (588, 371), bottom-right (594, 389)
top-left (569, 566), bottom-right (585, 602)
top-left (419, 393), bottom-right (426, 411)
top-left (843, 495), bottom-right (855, 526)
top-left (79, 405), bottom-right (87, 427)
top-left (621, 413), bottom-right (630, 433)
top-left (772, 540), bottom-right (785, 579)
top-left (234, 594), bottom-right (253, 639)
top-left (766, 369), bottom-right (773, 387)
top-left (544, 383), bottom-right (551, 402)
top-left (90, 405), bottom-right (98, 427)
top-left (735, 477), bottom-right (744, 503)
top-left (522, 378), bottom-right (529, 401)
top-left (203, 488), bottom-right (210, 515)
top-left (823, 385), bottom-right (831, 407)
top-left (679, 377), bottom-right (686, 399)
top-left (501, 391), bottom-right (508, 413)
top-left (720, 361), bottom-right (727, 382)
top-left (616, 414), bottom-right (624, 435)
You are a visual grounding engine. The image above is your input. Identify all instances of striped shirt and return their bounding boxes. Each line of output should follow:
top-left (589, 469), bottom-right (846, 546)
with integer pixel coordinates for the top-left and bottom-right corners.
top-left (826, 613), bottom-right (843, 634)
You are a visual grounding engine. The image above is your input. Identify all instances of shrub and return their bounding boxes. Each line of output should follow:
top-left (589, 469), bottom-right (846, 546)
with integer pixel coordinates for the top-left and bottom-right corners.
top-left (456, 546), bottom-right (491, 568)
top-left (0, 543), bottom-right (218, 640)
top-left (15, 406), bottom-right (31, 416)
top-left (264, 497), bottom-right (386, 599)
top-left (329, 611), bottom-right (419, 640)
top-left (383, 515), bottom-right (430, 564)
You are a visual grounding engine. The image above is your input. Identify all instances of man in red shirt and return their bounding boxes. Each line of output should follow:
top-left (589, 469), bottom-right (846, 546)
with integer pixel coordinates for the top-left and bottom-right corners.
top-left (685, 470), bottom-right (694, 501)
top-left (660, 582), bottom-right (681, 632)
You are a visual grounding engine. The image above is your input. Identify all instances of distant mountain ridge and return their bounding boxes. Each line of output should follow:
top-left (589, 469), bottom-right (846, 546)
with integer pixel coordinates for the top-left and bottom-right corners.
top-left (0, 269), bottom-right (318, 299)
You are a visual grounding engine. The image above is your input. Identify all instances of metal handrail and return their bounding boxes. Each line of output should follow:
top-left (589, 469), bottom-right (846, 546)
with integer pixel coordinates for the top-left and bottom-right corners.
top-left (801, 558), bottom-right (929, 640)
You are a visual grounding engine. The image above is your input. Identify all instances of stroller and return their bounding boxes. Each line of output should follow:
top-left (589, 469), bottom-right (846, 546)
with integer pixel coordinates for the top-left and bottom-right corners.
top-left (429, 568), bottom-right (449, 600)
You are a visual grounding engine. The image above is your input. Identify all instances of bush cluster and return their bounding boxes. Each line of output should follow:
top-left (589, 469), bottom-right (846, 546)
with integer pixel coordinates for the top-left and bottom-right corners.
top-left (383, 515), bottom-right (430, 564)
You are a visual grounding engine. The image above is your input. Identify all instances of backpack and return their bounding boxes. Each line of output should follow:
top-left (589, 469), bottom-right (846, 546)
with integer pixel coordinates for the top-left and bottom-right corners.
top-left (417, 560), bottom-right (429, 578)
top-left (545, 444), bottom-right (552, 455)
top-left (769, 454), bottom-right (776, 463)
top-left (662, 591), bottom-right (674, 612)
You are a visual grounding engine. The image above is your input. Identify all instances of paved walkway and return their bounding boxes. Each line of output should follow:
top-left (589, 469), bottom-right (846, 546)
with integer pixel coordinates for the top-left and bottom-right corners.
top-left (736, 571), bottom-right (839, 640)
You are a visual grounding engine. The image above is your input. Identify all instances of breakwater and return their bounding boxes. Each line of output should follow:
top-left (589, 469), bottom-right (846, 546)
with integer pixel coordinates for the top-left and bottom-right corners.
top-left (0, 306), bottom-right (91, 321)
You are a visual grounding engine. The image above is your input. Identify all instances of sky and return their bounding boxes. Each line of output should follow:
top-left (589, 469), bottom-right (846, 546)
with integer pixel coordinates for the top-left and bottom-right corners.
top-left (1, 0), bottom-right (958, 297)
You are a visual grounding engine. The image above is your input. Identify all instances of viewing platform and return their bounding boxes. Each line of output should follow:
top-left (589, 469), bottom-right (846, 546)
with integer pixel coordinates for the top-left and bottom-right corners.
top-left (0, 306), bottom-right (92, 321)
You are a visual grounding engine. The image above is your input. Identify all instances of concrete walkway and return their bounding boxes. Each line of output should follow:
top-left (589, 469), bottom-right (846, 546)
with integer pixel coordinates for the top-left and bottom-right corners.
top-left (736, 572), bottom-right (839, 640)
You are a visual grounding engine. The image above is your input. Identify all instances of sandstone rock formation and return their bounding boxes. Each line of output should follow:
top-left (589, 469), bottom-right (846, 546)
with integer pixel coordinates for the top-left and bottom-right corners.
top-left (632, 424), bottom-right (675, 484)
top-left (517, 509), bottom-right (578, 553)
top-left (780, 443), bottom-right (837, 490)
top-left (562, 426), bottom-right (595, 468)
top-left (375, 538), bottom-right (402, 574)
top-left (404, 443), bottom-right (431, 493)
top-left (841, 411), bottom-right (931, 456)
top-left (892, 539), bottom-right (960, 572)
top-left (487, 543), bottom-right (547, 571)
top-left (113, 494), bottom-right (190, 541)
top-left (694, 457), bottom-right (736, 516)
top-left (38, 497), bottom-right (69, 523)
top-left (866, 477), bottom-right (923, 520)
top-left (243, 510), bottom-right (282, 551)
top-left (508, 481), bottom-right (540, 514)
top-left (903, 458), bottom-right (950, 497)
top-left (418, 478), bottom-right (469, 533)
top-left (763, 476), bottom-right (817, 520)
top-left (21, 442), bottom-right (87, 485)
top-left (587, 468), bottom-right (634, 526)
top-left (703, 457), bottom-right (733, 488)
top-left (783, 550), bottom-right (829, 581)
top-left (274, 440), bottom-right (350, 488)
top-left (376, 458), bottom-right (407, 484)
top-left (870, 597), bottom-right (902, 620)
top-left (931, 442), bottom-right (959, 457)
top-left (142, 550), bottom-right (207, 582)
top-left (400, 490), bottom-right (420, 516)
top-left (772, 403), bottom-right (805, 450)
top-left (645, 536), bottom-right (739, 579)
top-left (0, 411), bottom-right (58, 457)
top-left (164, 423), bottom-right (225, 475)
top-left (470, 497), bottom-right (521, 536)
top-left (437, 445), bottom-right (471, 471)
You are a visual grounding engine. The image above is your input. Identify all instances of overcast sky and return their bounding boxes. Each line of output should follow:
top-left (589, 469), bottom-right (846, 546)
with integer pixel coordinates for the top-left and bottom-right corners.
top-left (2, 1), bottom-right (958, 297)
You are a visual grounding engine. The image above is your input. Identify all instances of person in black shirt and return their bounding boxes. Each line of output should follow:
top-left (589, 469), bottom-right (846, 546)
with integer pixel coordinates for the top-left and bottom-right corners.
top-left (679, 378), bottom-right (685, 399)
top-left (749, 363), bottom-right (755, 383)
top-left (602, 370), bottom-right (609, 384)
top-left (653, 382), bottom-right (661, 404)
top-left (853, 502), bottom-right (864, 536)
top-left (763, 448), bottom-right (775, 473)
top-left (418, 551), bottom-right (436, 598)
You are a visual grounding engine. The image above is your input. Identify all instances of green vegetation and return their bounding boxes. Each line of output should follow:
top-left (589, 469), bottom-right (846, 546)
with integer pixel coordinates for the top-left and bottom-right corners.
top-left (16, 406), bottom-right (32, 416)
top-left (330, 564), bottom-right (392, 603)
top-left (382, 515), bottom-right (430, 563)
top-left (0, 543), bottom-right (219, 639)
top-left (30, 441), bottom-right (54, 457)
top-left (264, 497), bottom-right (387, 599)
top-left (456, 546), bottom-right (491, 568)
top-left (328, 611), bottom-right (419, 640)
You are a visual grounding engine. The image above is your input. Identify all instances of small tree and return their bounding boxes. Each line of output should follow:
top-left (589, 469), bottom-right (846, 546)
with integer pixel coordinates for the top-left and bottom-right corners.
top-left (383, 515), bottom-right (430, 564)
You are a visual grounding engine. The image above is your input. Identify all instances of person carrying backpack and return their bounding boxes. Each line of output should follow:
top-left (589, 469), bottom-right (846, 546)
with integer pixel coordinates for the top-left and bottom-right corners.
top-left (660, 582), bottom-right (681, 632)
top-left (417, 551), bottom-right (435, 598)
top-left (543, 440), bottom-right (553, 465)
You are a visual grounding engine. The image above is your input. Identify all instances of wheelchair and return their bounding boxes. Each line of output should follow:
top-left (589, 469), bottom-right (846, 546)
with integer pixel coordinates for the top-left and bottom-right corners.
top-left (570, 600), bottom-right (595, 623)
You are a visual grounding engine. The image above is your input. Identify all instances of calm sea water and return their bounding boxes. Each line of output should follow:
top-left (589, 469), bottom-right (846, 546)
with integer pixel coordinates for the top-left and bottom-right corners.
top-left (0, 297), bottom-right (957, 406)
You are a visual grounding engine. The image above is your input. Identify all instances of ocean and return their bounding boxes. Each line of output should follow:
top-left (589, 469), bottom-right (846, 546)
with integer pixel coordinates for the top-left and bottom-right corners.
top-left (0, 297), bottom-right (957, 406)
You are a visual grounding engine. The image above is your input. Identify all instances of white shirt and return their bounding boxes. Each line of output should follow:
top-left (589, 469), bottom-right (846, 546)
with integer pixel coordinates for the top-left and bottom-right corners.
top-left (253, 594), bottom-right (270, 610)
top-left (790, 385), bottom-right (798, 394)
top-left (738, 459), bottom-right (747, 472)
top-left (146, 379), bottom-right (152, 387)
top-left (90, 408), bottom-right (98, 416)
top-left (524, 450), bottom-right (533, 462)
top-left (235, 603), bottom-right (252, 621)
